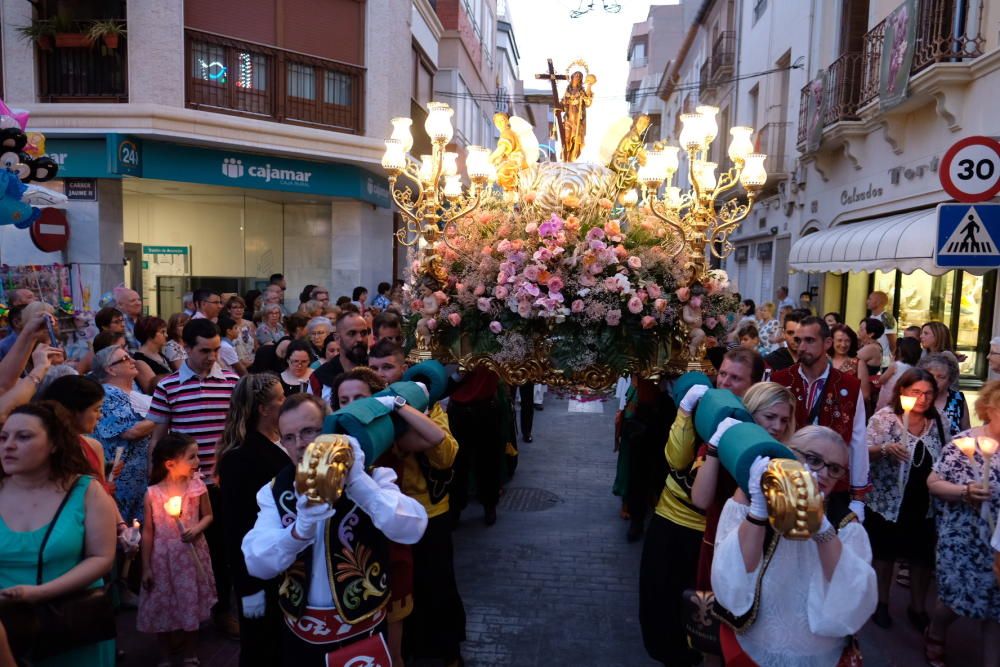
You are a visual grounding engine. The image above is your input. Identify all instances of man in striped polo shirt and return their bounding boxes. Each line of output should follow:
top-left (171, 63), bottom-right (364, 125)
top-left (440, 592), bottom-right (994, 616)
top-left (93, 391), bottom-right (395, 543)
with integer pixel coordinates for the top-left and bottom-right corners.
top-left (149, 317), bottom-right (241, 636)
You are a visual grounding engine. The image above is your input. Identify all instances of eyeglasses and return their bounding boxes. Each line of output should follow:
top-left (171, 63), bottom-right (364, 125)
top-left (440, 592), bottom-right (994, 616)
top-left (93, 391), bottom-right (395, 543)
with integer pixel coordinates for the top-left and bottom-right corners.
top-left (204, 300), bottom-right (222, 306)
top-left (902, 389), bottom-right (935, 399)
top-left (280, 427), bottom-right (322, 448)
top-left (791, 447), bottom-right (848, 480)
top-left (288, 358), bottom-right (311, 365)
top-left (109, 354), bottom-right (133, 367)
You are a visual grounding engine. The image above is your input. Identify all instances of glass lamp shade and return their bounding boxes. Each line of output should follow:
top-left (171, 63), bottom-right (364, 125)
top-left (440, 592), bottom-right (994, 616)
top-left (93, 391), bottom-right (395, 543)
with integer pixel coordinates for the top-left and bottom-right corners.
top-left (740, 153), bottom-right (767, 188)
top-left (425, 102), bottom-right (455, 143)
top-left (664, 186), bottom-right (681, 208)
top-left (728, 126), bottom-right (754, 164)
top-left (694, 161), bottom-right (718, 191)
top-left (390, 117), bottom-right (414, 153)
top-left (418, 155), bottom-right (436, 183)
top-left (465, 145), bottom-right (491, 181)
top-left (381, 139), bottom-right (406, 171)
top-left (443, 175), bottom-right (463, 199)
top-left (442, 152), bottom-right (459, 177)
top-left (621, 189), bottom-right (639, 207)
top-left (678, 113), bottom-right (705, 151)
top-left (696, 105), bottom-right (719, 145)
top-left (662, 146), bottom-right (680, 176)
top-left (642, 149), bottom-right (667, 184)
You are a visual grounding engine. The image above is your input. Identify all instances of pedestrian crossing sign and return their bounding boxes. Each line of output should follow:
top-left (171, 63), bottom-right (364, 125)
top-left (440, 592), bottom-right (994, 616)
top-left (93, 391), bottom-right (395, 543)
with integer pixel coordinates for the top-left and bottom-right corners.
top-left (935, 203), bottom-right (1000, 268)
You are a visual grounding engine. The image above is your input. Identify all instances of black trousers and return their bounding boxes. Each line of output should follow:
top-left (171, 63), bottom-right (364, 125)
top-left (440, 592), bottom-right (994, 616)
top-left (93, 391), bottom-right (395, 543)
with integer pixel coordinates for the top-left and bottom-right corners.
top-left (206, 484), bottom-right (232, 614)
top-left (518, 383), bottom-right (535, 437)
top-left (448, 398), bottom-right (504, 511)
top-left (237, 582), bottom-right (283, 667)
top-left (638, 514), bottom-right (703, 666)
top-left (403, 514), bottom-right (466, 661)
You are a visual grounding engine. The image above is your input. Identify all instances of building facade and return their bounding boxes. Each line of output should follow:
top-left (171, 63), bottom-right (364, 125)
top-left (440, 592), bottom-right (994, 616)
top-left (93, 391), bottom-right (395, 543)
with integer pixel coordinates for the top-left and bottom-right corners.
top-left (0, 0), bottom-right (427, 314)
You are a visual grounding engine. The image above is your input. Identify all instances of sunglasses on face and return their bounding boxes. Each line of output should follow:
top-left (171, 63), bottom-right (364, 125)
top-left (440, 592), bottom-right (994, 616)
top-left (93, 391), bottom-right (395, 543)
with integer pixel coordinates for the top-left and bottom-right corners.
top-left (109, 354), bottom-right (133, 367)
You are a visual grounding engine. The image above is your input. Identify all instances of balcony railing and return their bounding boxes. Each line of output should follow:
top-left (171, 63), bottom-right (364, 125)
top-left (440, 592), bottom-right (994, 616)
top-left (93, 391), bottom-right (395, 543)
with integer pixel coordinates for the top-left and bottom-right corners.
top-left (710, 31), bottom-right (736, 82)
top-left (38, 36), bottom-right (128, 102)
top-left (185, 29), bottom-right (365, 134)
top-left (758, 121), bottom-right (792, 184)
top-left (699, 59), bottom-right (713, 98)
top-left (823, 51), bottom-right (864, 124)
top-left (861, 0), bottom-right (984, 106)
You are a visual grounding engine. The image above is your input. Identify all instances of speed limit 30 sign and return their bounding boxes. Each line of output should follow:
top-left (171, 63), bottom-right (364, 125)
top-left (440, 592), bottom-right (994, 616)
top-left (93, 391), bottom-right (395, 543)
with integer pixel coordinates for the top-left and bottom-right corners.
top-left (940, 136), bottom-right (1000, 203)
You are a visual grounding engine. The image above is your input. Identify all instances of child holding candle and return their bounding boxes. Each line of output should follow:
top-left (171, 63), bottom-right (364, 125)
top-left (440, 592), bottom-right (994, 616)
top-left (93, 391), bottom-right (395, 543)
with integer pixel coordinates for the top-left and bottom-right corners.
top-left (137, 433), bottom-right (217, 666)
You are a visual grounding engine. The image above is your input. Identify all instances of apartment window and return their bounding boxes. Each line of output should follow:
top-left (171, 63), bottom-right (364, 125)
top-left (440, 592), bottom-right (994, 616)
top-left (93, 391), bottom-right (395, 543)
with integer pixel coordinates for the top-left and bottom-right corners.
top-left (324, 72), bottom-right (352, 106)
top-left (287, 63), bottom-right (315, 100)
top-left (412, 45), bottom-right (434, 107)
top-left (753, 0), bottom-right (767, 24)
top-left (630, 41), bottom-right (647, 66)
top-left (747, 84), bottom-right (759, 130)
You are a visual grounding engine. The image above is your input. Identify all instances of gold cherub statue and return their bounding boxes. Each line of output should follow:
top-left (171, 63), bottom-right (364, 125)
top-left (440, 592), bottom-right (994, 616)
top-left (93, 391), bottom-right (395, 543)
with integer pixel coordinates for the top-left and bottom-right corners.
top-left (608, 114), bottom-right (651, 204)
top-left (490, 113), bottom-right (539, 192)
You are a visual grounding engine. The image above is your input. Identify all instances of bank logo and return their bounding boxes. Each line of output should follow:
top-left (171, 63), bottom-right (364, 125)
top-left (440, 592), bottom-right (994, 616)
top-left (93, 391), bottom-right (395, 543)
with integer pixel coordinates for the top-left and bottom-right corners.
top-left (222, 158), bottom-right (244, 178)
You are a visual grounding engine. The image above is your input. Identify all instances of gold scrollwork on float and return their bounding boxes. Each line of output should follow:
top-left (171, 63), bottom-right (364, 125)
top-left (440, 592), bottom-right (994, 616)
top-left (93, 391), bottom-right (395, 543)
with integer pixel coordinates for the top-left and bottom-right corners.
top-left (760, 459), bottom-right (824, 540)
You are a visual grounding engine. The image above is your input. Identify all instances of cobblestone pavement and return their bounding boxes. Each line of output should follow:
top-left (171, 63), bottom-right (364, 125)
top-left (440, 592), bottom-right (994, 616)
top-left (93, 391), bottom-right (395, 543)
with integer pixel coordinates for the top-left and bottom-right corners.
top-left (115, 394), bottom-right (986, 666)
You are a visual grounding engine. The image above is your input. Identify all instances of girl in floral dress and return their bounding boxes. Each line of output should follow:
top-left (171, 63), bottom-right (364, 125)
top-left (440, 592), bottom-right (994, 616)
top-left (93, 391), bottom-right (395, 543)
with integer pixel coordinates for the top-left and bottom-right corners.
top-left (138, 434), bottom-right (217, 666)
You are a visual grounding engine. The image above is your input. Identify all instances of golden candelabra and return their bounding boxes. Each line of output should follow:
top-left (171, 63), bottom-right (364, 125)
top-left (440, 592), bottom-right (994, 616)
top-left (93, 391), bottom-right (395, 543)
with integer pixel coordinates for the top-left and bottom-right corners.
top-left (638, 105), bottom-right (767, 280)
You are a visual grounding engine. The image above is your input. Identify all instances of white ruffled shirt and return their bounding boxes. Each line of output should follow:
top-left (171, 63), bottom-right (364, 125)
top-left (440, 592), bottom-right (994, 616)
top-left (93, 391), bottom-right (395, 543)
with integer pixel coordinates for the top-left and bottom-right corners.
top-left (711, 499), bottom-right (877, 667)
top-left (241, 467), bottom-right (427, 607)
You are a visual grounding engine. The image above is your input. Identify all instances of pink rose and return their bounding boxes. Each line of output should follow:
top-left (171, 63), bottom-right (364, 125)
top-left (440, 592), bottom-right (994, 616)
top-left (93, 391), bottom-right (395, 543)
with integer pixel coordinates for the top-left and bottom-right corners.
top-left (627, 256), bottom-right (642, 269)
top-left (474, 284), bottom-right (486, 296)
top-left (604, 276), bottom-right (621, 292)
top-left (647, 284), bottom-right (661, 299)
top-left (516, 301), bottom-right (532, 318)
top-left (447, 313), bottom-right (461, 327)
top-left (614, 245), bottom-right (628, 261)
top-left (433, 290), bottom-right (448, 305)
top-left (489, 321), bottom-right (502, 334)
top-left (636, 289), bottom-right (648, 303)
top-left (705, 316), bottom-right (718, 330)
top-left (579, 273), bottom-right (597, 287)
top-left (627, 296), bottom-right (643, 314)
top-left (525, 222), bottom-right (538, 234)
top-left (547, 276), bottom-right (564, 293)
top-left (641, 315), bottom-right (656, 329)
top-left (455, 282), bottom-right (466, 293)
top-left (571, 299), bottom-right (585, 313)
top-left (654, 298), bottom-right (668, 312)
top-left (676, 287), bottom-right (690, 302)
top-left (497, 239), bottom-right (512, 253)
top-left (690, 295), bottom-right (703, 308)
top-left (477, 297), bottom-right (492, 312)
top-left (481, 247), bottom-right (493, 256)
top-left (589, 262), bottom-right (604, 275)
top-left (494, 285), bottom-right (509, 299)
top-left (605, 309), bottom-right (622, 326)
top-left (410, 300), bottom-right (423, 311)
top-left (523, 265), bottom-right (540, 282)
top-left (426, 318), bottom-right (438, 331)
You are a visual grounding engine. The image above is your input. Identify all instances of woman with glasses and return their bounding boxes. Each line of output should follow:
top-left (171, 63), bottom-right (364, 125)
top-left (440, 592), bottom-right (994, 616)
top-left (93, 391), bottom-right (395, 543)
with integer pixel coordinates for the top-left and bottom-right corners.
top-left (919, 352), bottom-right (971, 439)
top-left (305, 317), bottom-right (333, 363)
top-left (215, 373), bottom-right (288, 667)
top-left (256, 304), bottom-right (286, 347)
top-left (224, 296), bottom-right (257, 367)
top-left (863, 368), bottom-right (945, 631)
top-left (712, 426), bottom-right (877, 667)
top-left (91, 346), bottom-right (155, 526)
top-left (278, 340), bottom-right (318, 397)
top-left (924, 381), bottom-right (1000, 667)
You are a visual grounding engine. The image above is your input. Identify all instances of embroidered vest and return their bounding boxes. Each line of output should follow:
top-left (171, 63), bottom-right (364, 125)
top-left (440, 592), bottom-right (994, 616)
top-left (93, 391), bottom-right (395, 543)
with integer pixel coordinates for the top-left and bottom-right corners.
top-left (270, 465), bottom-right (390, 625)
top-left (713, 494), bottom-right (857, 632)
top-left (772, 364), bottom-right (860, 448)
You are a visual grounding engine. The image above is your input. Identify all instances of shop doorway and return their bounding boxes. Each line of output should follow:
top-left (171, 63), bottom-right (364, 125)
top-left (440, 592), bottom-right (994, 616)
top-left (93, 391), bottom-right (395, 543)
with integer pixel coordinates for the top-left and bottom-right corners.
top-left (156, 275), bottom-right (261, 318)
top-left (124, 243), bottom-right (143, 303)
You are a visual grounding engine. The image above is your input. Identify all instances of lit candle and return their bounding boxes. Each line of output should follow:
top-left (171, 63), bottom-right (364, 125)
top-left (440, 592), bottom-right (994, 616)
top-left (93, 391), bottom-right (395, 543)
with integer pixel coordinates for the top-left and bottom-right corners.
top-left (978, 436), bottom-right (998, 492)
top-left (163, 495), bottom-right (207, 581)
top-left (954, 436), bottom-right (981, 485)
top-left (107, 446), bottom-right (124, 482)
top-left (898, 395), bottom-right (917, 494)
top-left (121, 519), bottom-right (141, 578)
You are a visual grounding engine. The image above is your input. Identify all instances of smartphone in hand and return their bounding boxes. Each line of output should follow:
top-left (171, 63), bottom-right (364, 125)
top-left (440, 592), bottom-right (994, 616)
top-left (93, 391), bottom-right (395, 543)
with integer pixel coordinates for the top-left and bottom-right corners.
top-left (44, 314), bottom-right (60, 347)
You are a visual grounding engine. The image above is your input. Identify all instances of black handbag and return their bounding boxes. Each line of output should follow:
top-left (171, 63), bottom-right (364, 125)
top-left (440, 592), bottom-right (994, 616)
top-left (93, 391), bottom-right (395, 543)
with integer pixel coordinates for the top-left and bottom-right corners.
top-left (0, 477), bottom-right (116, 663)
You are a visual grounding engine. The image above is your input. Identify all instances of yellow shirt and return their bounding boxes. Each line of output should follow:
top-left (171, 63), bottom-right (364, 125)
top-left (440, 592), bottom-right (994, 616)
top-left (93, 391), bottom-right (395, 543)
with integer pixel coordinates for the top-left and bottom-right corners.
top-left (394, 403), bottom-right (459, 519)
top-left (653, 412), bottom-right (706, 532)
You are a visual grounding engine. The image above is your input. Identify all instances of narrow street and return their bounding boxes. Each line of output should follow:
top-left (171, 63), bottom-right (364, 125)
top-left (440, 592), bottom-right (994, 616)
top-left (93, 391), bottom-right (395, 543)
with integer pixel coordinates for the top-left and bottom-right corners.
top-left (115, 394), bottom-right (986, 666)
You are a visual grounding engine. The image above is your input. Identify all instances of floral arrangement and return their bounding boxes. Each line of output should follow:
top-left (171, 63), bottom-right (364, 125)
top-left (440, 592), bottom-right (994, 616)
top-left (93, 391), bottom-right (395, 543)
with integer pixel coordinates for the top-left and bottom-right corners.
top-left (405, 192), bottom-right (738, 379)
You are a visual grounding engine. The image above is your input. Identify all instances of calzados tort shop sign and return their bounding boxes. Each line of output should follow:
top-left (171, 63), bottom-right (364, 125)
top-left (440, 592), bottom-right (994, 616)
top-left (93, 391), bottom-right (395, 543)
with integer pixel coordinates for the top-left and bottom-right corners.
top-left (840, 183), bottom-right (884, 206)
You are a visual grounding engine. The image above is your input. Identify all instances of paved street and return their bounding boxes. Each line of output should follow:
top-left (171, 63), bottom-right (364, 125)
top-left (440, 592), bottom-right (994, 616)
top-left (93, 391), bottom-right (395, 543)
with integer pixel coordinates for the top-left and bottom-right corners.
top-left (116, 394), bottom-right (986, 666)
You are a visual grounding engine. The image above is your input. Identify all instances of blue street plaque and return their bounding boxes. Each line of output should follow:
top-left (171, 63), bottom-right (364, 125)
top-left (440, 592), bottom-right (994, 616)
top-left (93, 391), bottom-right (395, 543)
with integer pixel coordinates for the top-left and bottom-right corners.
top-left (935, 203), bottom-right (1000, 268)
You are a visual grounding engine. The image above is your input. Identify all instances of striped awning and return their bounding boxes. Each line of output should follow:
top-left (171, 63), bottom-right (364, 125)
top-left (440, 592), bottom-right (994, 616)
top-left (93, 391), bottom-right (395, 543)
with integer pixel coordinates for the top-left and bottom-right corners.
top-left (789, 208), bottom-right (951, 275)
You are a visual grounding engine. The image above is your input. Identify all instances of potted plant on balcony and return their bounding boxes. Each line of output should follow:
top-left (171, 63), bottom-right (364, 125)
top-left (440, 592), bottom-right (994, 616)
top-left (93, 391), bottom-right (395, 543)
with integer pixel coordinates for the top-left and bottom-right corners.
top-left (51, 15), bottom-right (93, 48)
top-left (15, 19), bottom-right (56, 51)
top-left (87, 19), bottom-right (126, 49)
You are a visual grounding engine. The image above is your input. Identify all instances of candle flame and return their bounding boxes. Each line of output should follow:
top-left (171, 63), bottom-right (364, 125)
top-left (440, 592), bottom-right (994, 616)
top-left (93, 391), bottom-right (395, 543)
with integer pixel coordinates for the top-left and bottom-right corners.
top-left (164, 496), bottom-right (183, 518)
top-left (978, 436), bottom-right (999, 457)
top-left (899, 395), bottom-right (917, 413)
top-left (954, 436), bottom-right (978, 459)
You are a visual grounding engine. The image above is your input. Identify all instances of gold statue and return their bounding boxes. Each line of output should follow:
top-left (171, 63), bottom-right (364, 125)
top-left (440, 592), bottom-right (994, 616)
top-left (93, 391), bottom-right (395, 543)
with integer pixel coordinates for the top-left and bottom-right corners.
top-left (608, 115), bottom-right (650, 204)
top-left (561, 62), bottom-right (596, 163)
top-left (295, 434), bottom-right (355, 505)
top-left (490, 113), bottom-right (529, 192)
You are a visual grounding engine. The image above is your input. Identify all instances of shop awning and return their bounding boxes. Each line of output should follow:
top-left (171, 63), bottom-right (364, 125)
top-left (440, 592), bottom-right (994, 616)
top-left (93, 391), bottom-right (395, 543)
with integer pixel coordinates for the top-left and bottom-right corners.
top-left (789, 208), bottom-right (948, 275)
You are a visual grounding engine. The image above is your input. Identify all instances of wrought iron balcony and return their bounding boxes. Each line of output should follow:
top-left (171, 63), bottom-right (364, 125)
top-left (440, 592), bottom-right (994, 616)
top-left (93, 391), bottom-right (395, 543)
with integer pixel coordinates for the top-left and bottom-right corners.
top-left (38, 34), bottom-right (128, 102)
top-left (823, 51), bottom-right (864, 125)
top-left (185, 29), bottom-right (365, 134)
top-left (699, 59), bottom-right (713, 99)
top-left (710, 31), bottom-right (736, 83)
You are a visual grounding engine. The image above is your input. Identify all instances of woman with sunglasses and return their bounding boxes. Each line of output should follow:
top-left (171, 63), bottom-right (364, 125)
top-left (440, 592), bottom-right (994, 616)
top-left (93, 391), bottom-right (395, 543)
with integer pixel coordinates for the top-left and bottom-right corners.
top-left (712, 425), bottom-right (877, 667)
top-left (864, 368), bottom-right (945, 631)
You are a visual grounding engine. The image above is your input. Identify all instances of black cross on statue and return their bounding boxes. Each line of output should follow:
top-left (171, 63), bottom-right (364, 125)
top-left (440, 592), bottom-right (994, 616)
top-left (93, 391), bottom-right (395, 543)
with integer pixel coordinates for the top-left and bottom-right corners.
top-left (535, 59), bottom-right (568, 160)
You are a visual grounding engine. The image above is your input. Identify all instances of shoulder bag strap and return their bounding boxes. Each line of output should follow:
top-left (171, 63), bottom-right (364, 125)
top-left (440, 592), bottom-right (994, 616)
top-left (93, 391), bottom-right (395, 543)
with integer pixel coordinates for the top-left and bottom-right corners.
top-left (36, 475), bottom-right (83, 585)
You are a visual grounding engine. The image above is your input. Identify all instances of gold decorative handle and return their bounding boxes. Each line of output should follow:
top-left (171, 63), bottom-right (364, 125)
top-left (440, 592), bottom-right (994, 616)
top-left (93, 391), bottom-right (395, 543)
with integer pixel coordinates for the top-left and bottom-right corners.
top-left (294, 434), bottom-right (355, 506)
top-left (760, 459), bottom-right (824, 540)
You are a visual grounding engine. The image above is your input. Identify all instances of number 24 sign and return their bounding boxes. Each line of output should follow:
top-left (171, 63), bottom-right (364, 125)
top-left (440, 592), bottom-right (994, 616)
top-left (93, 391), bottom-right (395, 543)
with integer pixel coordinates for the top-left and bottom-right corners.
top-left (940, 136), bottom-right (1000, 203)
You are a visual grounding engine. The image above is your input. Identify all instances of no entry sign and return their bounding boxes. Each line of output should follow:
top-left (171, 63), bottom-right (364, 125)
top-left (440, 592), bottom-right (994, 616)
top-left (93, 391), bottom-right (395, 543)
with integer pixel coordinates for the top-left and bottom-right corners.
top-left (940, 136), bottom-right (1000, 203)
top-left (30, 208), bottom-right (69, 252)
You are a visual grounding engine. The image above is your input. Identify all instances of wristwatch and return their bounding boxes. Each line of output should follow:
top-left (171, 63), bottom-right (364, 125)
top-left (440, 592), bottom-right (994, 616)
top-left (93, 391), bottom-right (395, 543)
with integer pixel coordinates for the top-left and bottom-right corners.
top-left (392, 395), bottom-right (407, 411)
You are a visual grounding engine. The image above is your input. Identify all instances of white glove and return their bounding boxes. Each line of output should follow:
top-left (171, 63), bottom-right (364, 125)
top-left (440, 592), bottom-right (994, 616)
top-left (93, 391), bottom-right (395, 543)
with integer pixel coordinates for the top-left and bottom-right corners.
top-left (415, 381), bottom-right (429, 399)
top-left (292, 493), bottom-right (336, 542)
top-left (709, 417), bottom-right (743, 448)
top-left (241, 591), bottom-right (266, 619)
top-left (345, 436), bottom-right (367, 488)
top-left (679, 384), bottom-right (709, 414)
top-left (849, 500), bottom-right (866, 524)
top-left (747, 456), bottom-right (771, 520)
top-left (344, 436), bottom-right (392, 521)
top-left (373, 395), bottom-right (397, 410)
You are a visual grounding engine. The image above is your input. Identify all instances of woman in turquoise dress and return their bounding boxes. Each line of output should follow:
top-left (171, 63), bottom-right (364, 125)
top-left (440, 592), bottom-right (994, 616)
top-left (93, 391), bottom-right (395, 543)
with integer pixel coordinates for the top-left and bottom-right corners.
top-left (0, 402), bottom-right (118, 666)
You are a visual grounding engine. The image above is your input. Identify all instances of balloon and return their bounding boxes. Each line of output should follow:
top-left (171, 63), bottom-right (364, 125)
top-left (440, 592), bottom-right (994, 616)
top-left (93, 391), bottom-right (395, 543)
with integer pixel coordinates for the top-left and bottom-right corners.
top-left (0, 170), bottom-right (39, 229)
top-left (24, 132), bottom-right (46, 158)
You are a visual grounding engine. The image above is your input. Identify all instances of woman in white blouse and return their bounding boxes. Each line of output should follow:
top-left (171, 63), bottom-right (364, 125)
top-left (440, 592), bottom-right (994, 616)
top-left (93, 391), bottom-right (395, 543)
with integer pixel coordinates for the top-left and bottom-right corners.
top-left (712, 426), bottom-right (877, 667)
